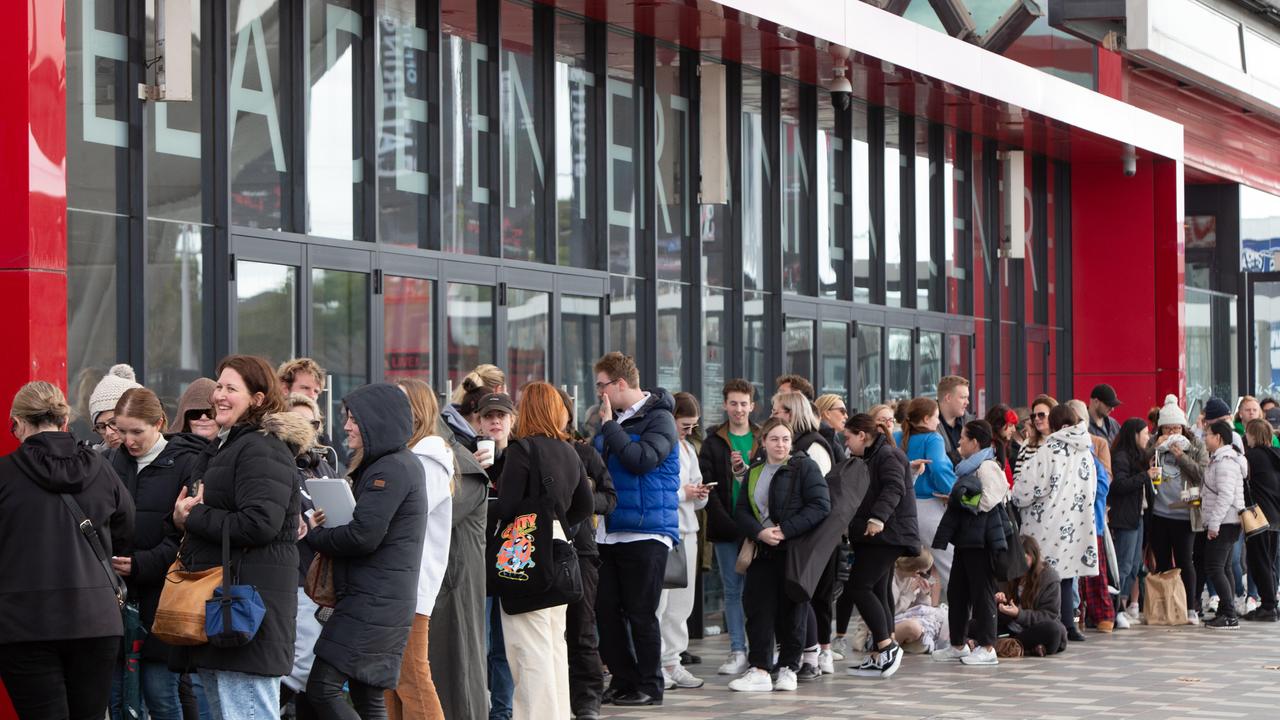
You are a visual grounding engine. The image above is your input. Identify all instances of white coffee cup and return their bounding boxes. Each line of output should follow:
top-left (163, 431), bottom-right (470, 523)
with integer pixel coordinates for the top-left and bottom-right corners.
top-left (476, 439), bottom-right (496, 468)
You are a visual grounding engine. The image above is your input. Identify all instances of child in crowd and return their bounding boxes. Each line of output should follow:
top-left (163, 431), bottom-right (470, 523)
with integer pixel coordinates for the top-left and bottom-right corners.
top-left (890, 550), bottom-right (948, 655)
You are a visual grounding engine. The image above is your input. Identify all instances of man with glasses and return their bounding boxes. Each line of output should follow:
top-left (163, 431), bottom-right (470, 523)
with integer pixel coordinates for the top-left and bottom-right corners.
top-left (591, 352), bottom-right (680, 708)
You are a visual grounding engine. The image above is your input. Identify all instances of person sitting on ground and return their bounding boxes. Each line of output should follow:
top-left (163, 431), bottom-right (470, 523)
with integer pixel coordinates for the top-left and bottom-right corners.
top-left (889, 550), bottom-right (946, 656)
top-left (997, 535), bottom-right (1067, 657)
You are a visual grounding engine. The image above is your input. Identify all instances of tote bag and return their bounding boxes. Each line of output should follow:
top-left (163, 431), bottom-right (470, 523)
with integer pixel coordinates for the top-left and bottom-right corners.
top-left (1143, 568), bottom-right (1189, 626)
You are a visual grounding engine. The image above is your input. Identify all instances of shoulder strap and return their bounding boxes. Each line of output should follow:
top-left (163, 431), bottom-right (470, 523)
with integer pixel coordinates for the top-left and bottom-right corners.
top-left (519, 438), bottom-right (572, 532)
top-left (59, 493), bottom-right (126, 608)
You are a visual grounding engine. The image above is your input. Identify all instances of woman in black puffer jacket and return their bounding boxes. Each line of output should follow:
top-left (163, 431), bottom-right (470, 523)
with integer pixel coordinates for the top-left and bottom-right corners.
top-left (1243, 419), bottom-right (1280, 621)
top-left (843, 413), bottom-right (919, 680)
top-left (305, 383), bottom-right (427, 719)
top-left (171, 356), bottom-right (300, 720)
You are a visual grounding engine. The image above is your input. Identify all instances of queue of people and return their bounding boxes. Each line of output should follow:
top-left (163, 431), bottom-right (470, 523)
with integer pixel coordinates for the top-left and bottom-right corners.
top-left (9, 351), bottom-right (1280, 720)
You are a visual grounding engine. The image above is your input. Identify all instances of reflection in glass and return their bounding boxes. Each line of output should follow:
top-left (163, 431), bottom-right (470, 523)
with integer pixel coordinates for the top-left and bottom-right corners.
top-left (1255, 281), bottom-right (1280, 398)
top-left (915, 122), bottom-right (933, 310)
top-left (607, 31), bottom-right (640, 275)
top-left (506, 289), bottom-right (549, 397)
top-left (68, 212), bottom-right (122, 441)
top-left (236, 261), bottom-right (297, 365)
top-left (884, 113), bottom-right (902, 306)
top-left (946, 335), bottom-right (970, 381)
top-left (780, 81), bottom-right (807, 294)
top-left (609, 276), bottom-right (640, 360)
top-left (312, 270), bottom-right (369, 420)
top-left (561, 295), bottom-right (603, 433)
top-left (657, 282), bottom-right (685, 392)
top-left (1027, 340), bottom-right (1047, 400)
top-left (744, 290), bottom-right (771, 421)
top-left (501, 0), bottom-right (540, 261)
top-left (818, 103), bottom-right (846, 299)
top-left (442, 5), bottom-right (492, 255)
top-left (785, 319), bottom-right (814, 381)
top-left (446, 283), bottom-right (495, 390)
top-left (702, 287), bottom-right (729, 426)
top-left (917, 331), bottom-right (942, 398)
top-left (852, 104), bottom-right (872, 304)
top-left (945, 130), bottom-right (962, 313)
top-left (307, 0), bottom-right (361, 240)
top-left (856, 324), bottom-right (883, 411)
top-left (230, 0), bottom-right (287, 229)
top-left (147, 0), bottom-right (204, 223)
top-left (655, 47), bottom-right (689, 281)
top-left (742, 70), bottom-right (766, 291)
top-left (555, 13), bottom-right (597, 268)
top-left (820, 322), bottom-right (848, 398)
top-left (1185, 288), bottom-right (1237, 420)
top-left (887, 328), bottom-right (913, 400)
top-left (376, 6), bottom-right (428, 247)
top-left (67, 0), bottom-right (130, 214)
top-left (146, 222), bottom-right (205, 418)
top-left (384, 276), bottom-right (432, 380)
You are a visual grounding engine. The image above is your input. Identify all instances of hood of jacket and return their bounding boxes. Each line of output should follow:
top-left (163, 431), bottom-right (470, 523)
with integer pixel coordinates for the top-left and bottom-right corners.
top-left (10, 431), bottom-right (101, 494)
top-left (1211, 445), bottom-right (1249, 475)
top-left (170, 377), bottom-right (216, 433)
top-left (344, 383), bottom-right (414, 467)
top-left (1050, 420), bottom-right (1093, 453)
top-left (623, 387), bottom-right (676, 425)
top-left (441, 403), bottom-right (476, 440)
top-left (259, 412), bottom-right (316, 456)
top-left (862, 432), bottom-right (891, 462)
top-left (164, 431), bottom-right (212, 456)
top-left (412, 435), bottom-right (455, 475)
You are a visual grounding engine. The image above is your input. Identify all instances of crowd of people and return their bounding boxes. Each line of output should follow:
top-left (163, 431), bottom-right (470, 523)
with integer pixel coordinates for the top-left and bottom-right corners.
top-left (3, 353), bottom-right (1280, 719)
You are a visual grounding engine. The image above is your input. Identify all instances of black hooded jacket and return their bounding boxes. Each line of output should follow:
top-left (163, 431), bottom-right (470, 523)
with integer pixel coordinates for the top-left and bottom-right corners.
top-left (307, 384), bottom-right (427, 690)
top-left (850, 433), bottom-right (920, 552)
top-left (571, 441), bottom-right (617, 557)
top-left (0, 432), bottom-right (135, 643)
top-left (110, 432), bottom-right (207, 660)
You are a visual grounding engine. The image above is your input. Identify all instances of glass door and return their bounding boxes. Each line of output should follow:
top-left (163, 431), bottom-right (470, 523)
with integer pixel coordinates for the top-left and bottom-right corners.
top-left (782, 298), bottom-right (853, 404)
top-left (1250, 275), bottom-right (1280, 398)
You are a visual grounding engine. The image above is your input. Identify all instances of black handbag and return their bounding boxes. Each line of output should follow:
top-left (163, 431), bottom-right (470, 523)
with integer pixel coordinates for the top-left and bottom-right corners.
top-left (990, 503), bottom-right (1029, 582)
top-left (663, 541), bottom-right (688, 589)
top-left (487, 438), bottom-right (584, 615)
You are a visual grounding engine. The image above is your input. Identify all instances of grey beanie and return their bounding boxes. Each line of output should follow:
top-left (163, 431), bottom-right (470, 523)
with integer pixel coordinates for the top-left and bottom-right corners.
top-left (1156, 394), bottom-right (1188, 428)
top-left (88, 364), bottom-right (142, 420)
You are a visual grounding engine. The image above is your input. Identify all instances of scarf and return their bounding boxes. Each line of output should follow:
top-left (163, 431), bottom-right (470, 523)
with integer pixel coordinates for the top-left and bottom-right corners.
top-left (955, 446), bottom-right (995, 478)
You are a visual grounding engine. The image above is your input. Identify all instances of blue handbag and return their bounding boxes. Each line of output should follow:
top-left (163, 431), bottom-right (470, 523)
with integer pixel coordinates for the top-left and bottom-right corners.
top-left (205, 520), bottom-right (266, 648)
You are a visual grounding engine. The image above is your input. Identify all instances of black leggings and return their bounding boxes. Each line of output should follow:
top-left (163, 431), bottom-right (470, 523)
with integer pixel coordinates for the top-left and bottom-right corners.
top-left (1247, 530), bottom-right (1279, 611)
top-left (0, 636), bottom-right (119, 720)
top-left (1149, 514), bottom-right (1197, 609)
top-left (308, 657), bottom-right (387, 720)
top-left (1205, 525), bottom-right (1242, 618)
top-left (847, 544), bottom-right (901, 645)
top-left (1059, 578), bottom-right (1076, 631)
top-left (810, 548), bottom-right (839, 646)
top-left (949, 549), bottom-right (997, 647)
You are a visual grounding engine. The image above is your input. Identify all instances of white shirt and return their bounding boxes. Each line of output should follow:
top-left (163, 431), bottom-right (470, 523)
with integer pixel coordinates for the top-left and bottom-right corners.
top-left (597, 391), bottom-right (674, 548)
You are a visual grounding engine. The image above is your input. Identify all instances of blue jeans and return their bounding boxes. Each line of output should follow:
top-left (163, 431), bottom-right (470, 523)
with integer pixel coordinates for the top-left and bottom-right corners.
top-left (197, 670), bottom-right (279, 720)
top-left (1112, 524), bottom-right (1144, 602)
top-left (110, 661), bottom-right (182, 720)
top-left (185, 673), bottom-right (214, 720)
top-left (486, 597), bottom-right (514, 720)
top-left (713, 541), bottom-right (747, 653)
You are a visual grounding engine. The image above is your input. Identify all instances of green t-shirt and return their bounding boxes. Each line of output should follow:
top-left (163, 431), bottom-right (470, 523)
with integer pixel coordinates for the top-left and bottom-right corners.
top-left (728, 431), bottom-right (754, 508)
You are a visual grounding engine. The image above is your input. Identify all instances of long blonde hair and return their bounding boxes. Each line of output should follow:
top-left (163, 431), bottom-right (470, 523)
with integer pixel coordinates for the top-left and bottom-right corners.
top-left (450, 364), bottom-right (505, 404)
top-left (396, 378), bottom-right (440, 448)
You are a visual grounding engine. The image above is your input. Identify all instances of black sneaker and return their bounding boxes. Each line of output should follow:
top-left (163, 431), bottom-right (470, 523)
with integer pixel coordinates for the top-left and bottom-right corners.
top-left (1244, 607), bottom-right (1279, 622)
top-left (1206, 614), bottom-right (1240, 630)
top-left (796, 663), bottom-right (822, 681)
top-left (878, 642), bottom-right (904, 678)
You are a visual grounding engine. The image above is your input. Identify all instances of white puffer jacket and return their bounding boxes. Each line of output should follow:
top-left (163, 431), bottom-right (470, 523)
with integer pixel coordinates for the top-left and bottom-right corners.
top-left (1202, 445), bottom-right (1247, 534)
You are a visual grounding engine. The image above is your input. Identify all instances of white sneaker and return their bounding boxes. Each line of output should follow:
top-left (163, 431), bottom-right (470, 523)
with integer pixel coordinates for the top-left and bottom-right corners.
top-left (960, 645), bottom-right (998, 666)
top-left (1124, 604), bottom-right (1141, 620)
top-left (717, 651), bottom-right (749, 675)
top-left (1247, 596), bottom-right (1261, 614)
top-left (1234, 596), bottom-right (1248, 616)
top-left (829, 636), bottom-right (848, 661)
top-left (773, 667), bottom-right (798, 692)
top-left (932, 644), bottom-right (970, 662)
top-left (818, 648), bottom-right (835, 675)
top-left (1187, 609), bottom-right (1201, 625)
top-left (728, 667), bottom-right (772, 692)
top-left (1114, 612), bottom-right (1131, 630)
top-left (662, 668), bottom-right (676, 690)
top-left (1207, 596), bottom-right (1220, 614)
top-left (665, 664), bottom-right (703, 689)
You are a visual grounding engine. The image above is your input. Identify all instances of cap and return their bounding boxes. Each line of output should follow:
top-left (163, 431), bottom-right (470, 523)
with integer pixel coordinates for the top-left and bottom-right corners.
top-left (477, 393), bottom-right (515, 416)
top-left (1266, 407), bottom-right (1280, 429)
top-left (1089, 383), bottom-right (1122, 408)
top-left (1203, 397), bottom-right (1232, 422)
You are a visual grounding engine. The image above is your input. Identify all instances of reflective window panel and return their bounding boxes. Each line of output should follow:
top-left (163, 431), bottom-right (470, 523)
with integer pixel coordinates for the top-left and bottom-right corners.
top-left (784, 318), bottom-right (815, 382)
top-left (741, 69), bottom-right (766, 292)
top-left (67, 0), bottom-right (130, 214)
top-left (506, 288), bottom-right (549, 397)
top-left (655, 45), bottom-right (690, 282)
top-left (384, 276), bottom-right (432, 381)
top-left (609, 276), bottom-right (641, 360)
top-left (230, 0), bottom-right (288, 229)
top-left (820, 321), bottom-right (849, 399)
top-left (235, 260), bottom-right (298, 365)
top-left (887, 327), bottom-right (912, 401)
top-left (780, 80), bottom-right (808, 294)
top-left (884, 112), bottom-right (902, 306)
top-left (656, 281), bottom-right (686, 392)
top-left (147, 0), bottom-right (204, 223)
top-left (852, 104), bottom-right (872, 304)
top-left (915, 120), bottom-right (933, 310)
top-left (376, 2), bottom-right (429, 247)
top-left (561, 294), bottom-right (603, 433)
top-left (856, 324), bottom-right (883, 411)
top-left (744, 290), bottom-right (772, 422)
top-left (917, 330), bottom-right (942, 398)
top-left (702, 287), bottom-right (729, 426)
top-left (442, 0), bottom-right (493, 255)
top-left (146, 222), bottom-right (206, 420)
top-left (555, 12), bottom-right (598, 268)
top-left (446, 282), bottom-right (496, 390)
top-left (67, 211), bottom-right (123, 441)
top-left (818, 101), bottom-right (847, 299)
top-left (501, 0), bottom-right (540, 261)
top-left (307, 0), bottom-right (362, 240)
top-left (606, 31), bottom-right (641, 276)
top-left (311, 269), bottom-right (369, 419)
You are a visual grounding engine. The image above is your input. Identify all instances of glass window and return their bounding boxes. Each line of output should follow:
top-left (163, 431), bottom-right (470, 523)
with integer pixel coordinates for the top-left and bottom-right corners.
top-left (852, 104), bottom-right (872, 304)
top-left (821, 321), bottom-right (849, 399)
top-left (884, 112), bottom-right (902, 306)
top-left (67, 211), bottom-right (123, 441)
top-left (235, 261), bottom-right (298, 364)
top-left (741, 69), bottom-right (766, 291)
top-left (945, 130), bottom-right (965, 314)
top-left (446, 282), bottom-right (496, 389)
top-left (818, 103), bottom-right (846, 299)
top-left (376, 3), bottom-right (429, 247)
top-left (1255, 281), bottom-right (1280, 397)
top-left (744, 290), bottom-right (771, 421)
top-left (780, 81), bottom-right (808, 294)
top-left (561, 294), bottom-right (603, 433)
top-left (442, 0), bottom-right (493, 255)
top-left (917, 330), bottom-right (942, 398)
top-left (383, 276), bottom-right (432, 380)
top-left (307, 0), bottom-right (362, 240)
top-left (1027, 338), bottom-right (1048, 400)
top-left (1186, 287), bottom-right (1238, 417)
top-left (147, 0), bottom-right (204, 223)
top-left (655, 45), bottom-right (690, 282)
top-left (312, 269), bottom-right (369, 456)
top-left (146, 222), bottom-right (205, 416)
top-left (1185, 215), bottom-right (1217, 290)
top-left (887, 327), bottom-right (913, 401)
top-left (555, 12), bottom-right (597, 268)
top-left (67, 0), bottom-right (129, 214)
top-left (701, 60), bottom-right (730, 289)
top-left (784, 318), bottom-right (815, 381)
top-left (999, 321), bottom-right (1014, 403)
top-left (702, 287), bottom-right (729, 426)
top-left (656, 282), bottom-right (685, 392)
top-left (915, 121), bottom-right (933, 310)
top-left (230, 0), bottom-right (288, 229)
top-left (856, 324), bottom-right (882, 410)
top-left (501, 0), bottom-right (540, 261)
top-left (606, 31), bottom-right (641, 276)
top-left (1241, 186), bottom-right (1280, 272)
top-left (946, 334), bottom-right (970, 380)
top-left (506, 288), bottom-right (549, 397)
top-left (609, 276), bottom-right (641, 360)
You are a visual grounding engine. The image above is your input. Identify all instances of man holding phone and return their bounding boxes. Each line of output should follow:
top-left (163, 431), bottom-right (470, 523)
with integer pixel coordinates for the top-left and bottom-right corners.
top-left (698, 379), bottom-right (760, 676)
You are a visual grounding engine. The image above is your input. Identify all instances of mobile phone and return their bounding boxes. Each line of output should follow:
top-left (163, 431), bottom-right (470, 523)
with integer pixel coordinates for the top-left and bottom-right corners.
top-left (701, 482), bottom-right (718, 488)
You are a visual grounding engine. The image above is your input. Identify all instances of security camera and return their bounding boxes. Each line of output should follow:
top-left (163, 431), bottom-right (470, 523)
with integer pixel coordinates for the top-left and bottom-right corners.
top-left (830, 66), bottom-right (852, 112)
top-left (1122, 144), bottom-right (1137, 177)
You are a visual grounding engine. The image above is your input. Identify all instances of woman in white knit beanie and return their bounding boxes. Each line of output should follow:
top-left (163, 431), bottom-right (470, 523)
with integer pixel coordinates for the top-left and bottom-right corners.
top-left (87, 363), bottom-right (142, 450)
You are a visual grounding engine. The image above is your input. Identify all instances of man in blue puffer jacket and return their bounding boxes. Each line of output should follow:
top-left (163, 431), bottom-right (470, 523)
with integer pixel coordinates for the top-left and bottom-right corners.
top-left (591, 352), bottom-right (680, 708)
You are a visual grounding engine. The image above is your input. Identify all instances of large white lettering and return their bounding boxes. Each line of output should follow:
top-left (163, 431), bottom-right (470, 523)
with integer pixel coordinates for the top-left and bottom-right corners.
top-left (505, 52), bottom-right (544, 206)
top-left (229, 15), bottom-right (286, 172)
top-left (470, 42), bottom-right (491, 206)
top-left (654, 93), bottom-right (689, 236)
top-left (606, 77), bottom-right (636, 230)
top-left (389, 21), bottom-right (428, 195)
top-left (326, 4), bottom-right (362, 183)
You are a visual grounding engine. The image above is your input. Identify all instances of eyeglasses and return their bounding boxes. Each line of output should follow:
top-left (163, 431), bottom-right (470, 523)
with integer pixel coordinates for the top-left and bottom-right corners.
top-left (594, 378), bottom-right (620, 391)
top-left (184, 409), bottom-right (213, 423)
top-left (832, 407), bottom-right (849, 415)
top-left (1031, 412), bottom-right (1048, 420)
top-left (92, 421), bottom-right (118, 434)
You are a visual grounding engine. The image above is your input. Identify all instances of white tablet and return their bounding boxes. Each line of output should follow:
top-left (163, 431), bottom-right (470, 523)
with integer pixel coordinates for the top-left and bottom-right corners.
top-left (305, 478), bottom-right (357, 527)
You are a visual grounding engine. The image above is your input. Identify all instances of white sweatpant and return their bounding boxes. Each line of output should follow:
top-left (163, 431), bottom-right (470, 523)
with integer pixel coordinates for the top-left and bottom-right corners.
top-left (501, 523), bottom-right (571, 720)
top-left (916, 497), bottom-right (953, 589)
top-left (656, 531), bottom-right (699, 667)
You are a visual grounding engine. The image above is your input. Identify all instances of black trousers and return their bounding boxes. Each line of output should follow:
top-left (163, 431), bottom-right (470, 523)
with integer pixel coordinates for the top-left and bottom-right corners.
top-left (1205, 524), bottom-right (1243, 618)
top-left (567, 554), bottom-right (604, 715)
top-left (743, 549), bottom-right (806, 671)
top-left (597, 540), bottom-right (667, 699)
top-left (1149, 514), bottom-right (1196, 609)
top-left (1059, 578), bottom-right (1076, 631)
top-left (847, 544), bottom-right (901, 645)
top-left (948, 549), bottom-right (997, 647)
top-left (0, 635), bottom-right (119, 720)
top-left (1247, 529), bottom-right (1279, 611)
top-left (835, 580), bottom-right (856, 635)
top-left (1012, 621), bottom-right (1067, 655)
top-left (810, 548), bottom-right (839, 646)
top-left (307, 657), bottom-right (386, 720)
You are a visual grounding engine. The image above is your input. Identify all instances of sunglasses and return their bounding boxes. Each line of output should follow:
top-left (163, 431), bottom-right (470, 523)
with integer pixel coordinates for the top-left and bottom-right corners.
top-left (1031, 412), bottom-right (1048, 420)
top-left (184, 409), bottom-right (214, 423)
top-left (832, 407), bottom-right (849, 415)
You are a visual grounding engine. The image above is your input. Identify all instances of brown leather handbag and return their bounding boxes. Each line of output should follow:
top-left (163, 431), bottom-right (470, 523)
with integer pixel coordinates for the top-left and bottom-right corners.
top-left (305, 554), bottom-right (337, 608)
top-left (151, 558), bottom-right (223, 646)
